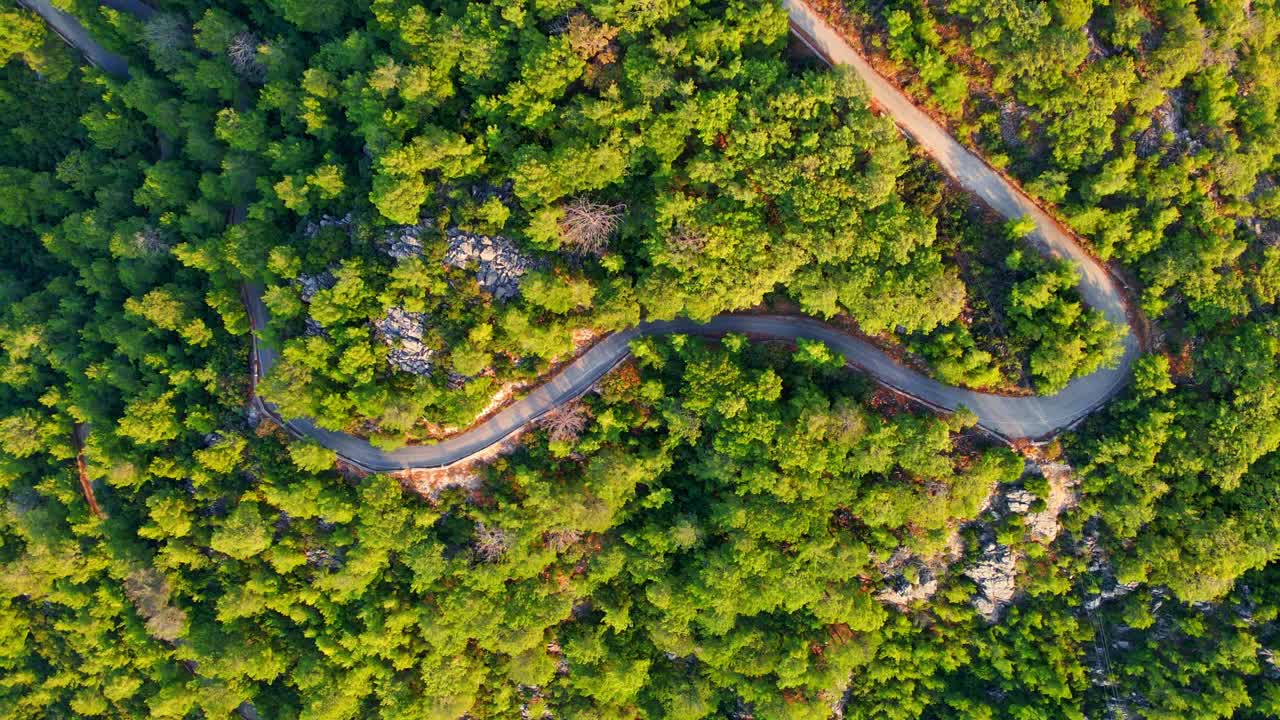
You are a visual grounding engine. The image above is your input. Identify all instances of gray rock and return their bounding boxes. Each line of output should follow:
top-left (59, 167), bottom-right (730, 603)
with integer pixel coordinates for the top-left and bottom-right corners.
top-left (1004, 488), bottom-right (1037, 515)
top-left (295, 271), bottom-right (336, 303)
top-left (373, 307), bottom-right (434, 376)
top-left (303, 317), bottom-right (327, 337)
top-left (444, 229), bottom-right (533, 300)
top-left (245, 401), bottom-right (262, 427)
top-left (381, 218), bottom-right (434, 260)
top-left (965, 542), bottom-right (1019, 622)
top-left (302, 213), bottom-right (354, 240)
top-left (875, 547), bottom-right (943, 610)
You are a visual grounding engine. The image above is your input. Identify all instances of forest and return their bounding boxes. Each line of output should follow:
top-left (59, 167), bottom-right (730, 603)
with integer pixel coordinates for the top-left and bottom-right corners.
top-left (0, 0), bottom-right (1278, 718)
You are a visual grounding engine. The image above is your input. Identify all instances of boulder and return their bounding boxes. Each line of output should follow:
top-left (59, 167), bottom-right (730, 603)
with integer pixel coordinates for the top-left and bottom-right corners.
top-left (302, 213), bottom-right (354, 240)
top-left (444, 229), bottom-right (533, 300)
top-left (373, 307), bottom-right (434, 376)
top-left (965, 542), bottom-right (1019, 622)
top-left (295, 271), bottom-right (336, 303)
top-left (381, 217), bottom-right (434, 260)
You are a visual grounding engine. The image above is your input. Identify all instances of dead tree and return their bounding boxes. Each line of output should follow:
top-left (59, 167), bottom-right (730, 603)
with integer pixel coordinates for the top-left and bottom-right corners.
top-left (228, 32), bottom-right (267, 84)
top-left (124, 568), bottom-right (187, 642)
top-left (565, 12), bottom-right (618, 60)
top-left (134, 225), bottom-right (168, 254)
top-left (540, 401), bottom-right (589, 443)
top-left (558, 198), bottom-right (624, 257)
top-left (473, 523), bottom-right (511, 563)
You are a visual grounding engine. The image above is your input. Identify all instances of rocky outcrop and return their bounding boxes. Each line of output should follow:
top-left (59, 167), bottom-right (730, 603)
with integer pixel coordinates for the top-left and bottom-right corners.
top-left (444, 230), bottom-right (531, 301)
top-left (966, 541), bottom-right (1019, 622)
top-left (1082, 529), bottom-right (1140, 612)
top-left (302, 213), bottom-right (354, 239)
top-left (998, 101), bottom-right (1030, 149)
top-left (1024, 459), bottom-right (1079, 542)
top-left (467, 179), bottom-right (514, 205)
top-left (1138, 89), bottom-right (1195, 158)
top-left (373, 307), bottom-right (434, 376)
top-left (303, 317), bottom-right (327, 338)
top-left (1242, 216), bottom-right (1280, 247)
top-left (877, 549), bottom-right (941, 610)
top-left (295, 271), bottom-right (335, 303)
top-left (381, 219), bottom-right (433, 260)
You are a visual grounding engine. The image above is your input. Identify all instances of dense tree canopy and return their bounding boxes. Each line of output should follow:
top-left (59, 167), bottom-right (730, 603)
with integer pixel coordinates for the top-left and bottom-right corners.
top-left (1, 1), bottom-right (1278, 719)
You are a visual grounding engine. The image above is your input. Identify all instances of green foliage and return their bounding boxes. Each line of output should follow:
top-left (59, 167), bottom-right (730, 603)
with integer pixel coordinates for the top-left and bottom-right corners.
top-left (4, 1), bottom-right (1279, 718)
top-left (1005, 255), bottom-right (1125, 392)
top-left (288, 438), bottom-right (337, 471)
top-left (209, 500), bottom-right (274, 560)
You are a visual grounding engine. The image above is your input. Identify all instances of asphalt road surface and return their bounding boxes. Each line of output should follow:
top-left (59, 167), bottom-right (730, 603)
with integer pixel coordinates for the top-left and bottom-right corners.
top-left (19, 0), bottom-right (132, 77)
top-left (39, 0), bottom-right (1140, 472)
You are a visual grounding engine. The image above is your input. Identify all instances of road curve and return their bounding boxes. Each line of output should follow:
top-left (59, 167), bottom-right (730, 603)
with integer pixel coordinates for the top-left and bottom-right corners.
top-left (40, 0), bottom-right (1139, 472)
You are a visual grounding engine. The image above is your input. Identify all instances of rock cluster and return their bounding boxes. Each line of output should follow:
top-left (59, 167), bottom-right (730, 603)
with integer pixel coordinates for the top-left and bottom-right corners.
top-left (1003, 487), bottom-right (1037, 515)
top-left (877, 554), bottom-right (940, 611)
top-left (1084, 24), bottom-right (1112, 61)
top-left (997, 100), bottom-right (1030, 149)
top-left (467, 179), bottom-right (515, 205)
top-left (1020, 457), bottom-right (1081, 543)
top-left (305, 547), bottom-right (342, 571)
top-left (1138, 89), bottom-right (1196, 158)
top-left (245, 400), bottom-right (262, 428)
top-left (295, 271), bottom-right (335, 303)
top-left (1081, 530), bottom-right (1140, 612)
top-left (966, 542), bottom-right (1019, 622)
top-left (1242, 216), bottom-right (1280, 247)
top-left (303, 317), bottom-right (327, 338)
top-left (381, 219), bottom-right (434, 260)
top-left (373, 307), bottom-right (434, 376)
top-left (302, 213), bottom-right (354, 239)
top-left (444, 229), bottom-right (532, 301)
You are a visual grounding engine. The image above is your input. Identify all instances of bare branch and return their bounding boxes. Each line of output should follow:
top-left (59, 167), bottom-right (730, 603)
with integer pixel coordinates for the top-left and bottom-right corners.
top-left (142, 14), bottom-right (189, 65)
top-left (540, 401), bottom-right (589, 443)
top-left (473, 522), bottom-right (511, 563)
top-left (228, 32), bottom-right (267, 84)
top-left (558, 197), bottom-right (624, 257)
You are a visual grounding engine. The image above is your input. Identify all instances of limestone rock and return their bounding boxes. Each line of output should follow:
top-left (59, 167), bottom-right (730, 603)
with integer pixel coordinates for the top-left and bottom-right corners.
top-left (295, 271), bottom-right (335, 303)
top-left (966, 542), bottom-right (1019, 622)
top-left (302, 213), bottom-right (354, 239)
top-left (381, 218), bottom-right (434, 260)
top-left (444, 229), bottom-right (532, 301)
top-left (877, 562), bottom-right (940, 611)
top-left (1004, 487), bottom-right (1037, 515)
top-left (467, 179), bottom-right (514, 205)
top-left (373, 307), bottom-right (434, 376)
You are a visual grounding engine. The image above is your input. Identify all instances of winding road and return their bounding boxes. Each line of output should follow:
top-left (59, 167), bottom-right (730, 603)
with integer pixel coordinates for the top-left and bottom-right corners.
top-left (32, 0), bottom-right (1139, 471)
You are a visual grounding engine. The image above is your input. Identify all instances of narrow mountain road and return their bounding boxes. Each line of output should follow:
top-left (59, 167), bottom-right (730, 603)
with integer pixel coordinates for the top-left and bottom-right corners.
top-left (19, 0), bottom-right (131, 77)
top-left (38, 1), bottom-right (1139, 472)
